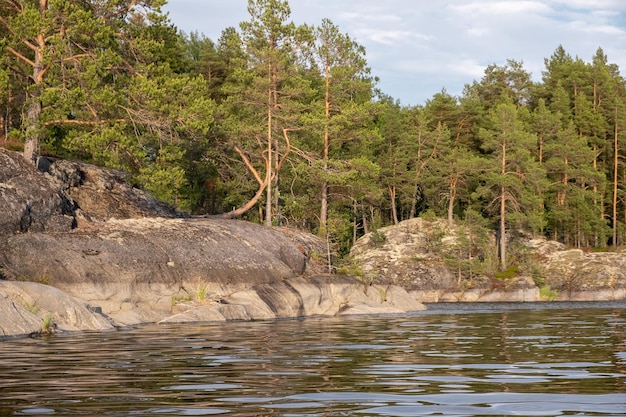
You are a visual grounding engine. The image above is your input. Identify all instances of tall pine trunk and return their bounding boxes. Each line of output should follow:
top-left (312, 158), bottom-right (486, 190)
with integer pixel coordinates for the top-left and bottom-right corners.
top-left (499, 185), bottom-right (507, 270)
top-left (389, 185), bottom-right (398, 225)
top-left (613, 106), bottom-right (619, 246)
top-left (265, 87), bottom-right (273, 226)
top-left (24, 95), bottom-right (41, 165)
top-left (448, 176), bottom-right (458, 228)
top-left (23, 3), bottom-right (49, 165)
top-left (320, 62), bottom-right (331, 232)
top-left (499, 140), bottom-right (507, 270)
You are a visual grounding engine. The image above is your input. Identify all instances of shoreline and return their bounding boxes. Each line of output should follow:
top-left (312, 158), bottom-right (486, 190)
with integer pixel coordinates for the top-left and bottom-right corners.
top-left (3, 294), bottom-right (625, 341)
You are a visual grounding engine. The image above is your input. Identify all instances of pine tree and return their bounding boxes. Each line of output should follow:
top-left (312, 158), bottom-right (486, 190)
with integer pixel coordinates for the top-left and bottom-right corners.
top-left (218, 0), bottom-right (312, 224)
top-left (475, 59), bottom-right (533, 109)
top-left (401, 106), bottom-right (443, 218)
top-left (531, 98), bottom-right (560, 164)
top-left (477, 101), bottom-right (545, 269)
top-left (544, 123), bottom-right (605, 245)
top-left (0, 0), bottom-right (169, 164)
top-left (376, 98), bottom-right (414, 224)
top-left (425, 144), bottom-right (484, 227)
top-left (310, 18), bottom-right (372, 229)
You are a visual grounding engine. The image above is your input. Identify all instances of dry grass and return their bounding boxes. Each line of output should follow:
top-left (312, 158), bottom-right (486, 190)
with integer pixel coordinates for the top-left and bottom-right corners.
top-left (0, 136), bottom-right (24, 152)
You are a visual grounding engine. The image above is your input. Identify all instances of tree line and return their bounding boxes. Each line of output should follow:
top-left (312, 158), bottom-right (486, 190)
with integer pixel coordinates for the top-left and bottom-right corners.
top-left (2, 0), bottom-right (626, 271)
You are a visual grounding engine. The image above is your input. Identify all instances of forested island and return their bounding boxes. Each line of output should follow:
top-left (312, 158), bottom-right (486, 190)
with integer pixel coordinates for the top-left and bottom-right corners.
top-left (2, 0), bottom-right (626, 280)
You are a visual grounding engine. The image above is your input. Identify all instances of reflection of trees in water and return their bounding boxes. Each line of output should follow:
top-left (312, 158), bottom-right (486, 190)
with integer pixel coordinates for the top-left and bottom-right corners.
top-left (2, 306), bottom-right (626, 414)
top-left (606, 310), bottom-right (626, 391)
top-left (202, 310), bottom-right (626, 396)
top-left (492, 308), bottom-right (626, 394)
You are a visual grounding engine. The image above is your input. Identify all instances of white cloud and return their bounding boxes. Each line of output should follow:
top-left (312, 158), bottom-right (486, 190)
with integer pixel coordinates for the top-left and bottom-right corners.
top-left (547, 0), bottom-right (626, 11)
top-left (466, 27), bottom-right (491, 37)
top-left (338, 11), bottom-right (402, 23)
top-left (592, 10), bottom-right (621, 18)
top-left (567, 20), bottom-right (625, 35)
top-left (448, 1), bottom-right (552, 15)
top-left (447, 59), bottom-right (488, 78)
top-left (354, 29), bottom-right (432, 46)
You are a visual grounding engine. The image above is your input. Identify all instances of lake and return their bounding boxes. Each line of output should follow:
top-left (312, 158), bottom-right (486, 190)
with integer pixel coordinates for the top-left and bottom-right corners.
top-left (1, 302), bottom-right (626, 416)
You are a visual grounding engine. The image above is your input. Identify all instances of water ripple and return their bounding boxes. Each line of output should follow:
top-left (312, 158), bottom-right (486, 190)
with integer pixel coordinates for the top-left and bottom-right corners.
top-left (1, 304), bottom-right (626, 415)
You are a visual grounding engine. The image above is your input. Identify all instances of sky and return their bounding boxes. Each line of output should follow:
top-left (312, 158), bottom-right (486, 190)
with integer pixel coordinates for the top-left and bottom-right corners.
top-left (162, 0), bottom-right (626, 106)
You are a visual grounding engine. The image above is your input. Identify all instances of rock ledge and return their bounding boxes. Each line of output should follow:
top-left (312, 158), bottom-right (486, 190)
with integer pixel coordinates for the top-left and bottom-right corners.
top-left (0, 149), bottom-right (424, 338)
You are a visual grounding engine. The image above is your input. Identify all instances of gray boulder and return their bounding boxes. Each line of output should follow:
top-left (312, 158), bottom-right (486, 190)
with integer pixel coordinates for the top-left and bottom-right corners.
top-left (350, 218), bottom-right (457, 291)
top-left (351, 218), bottom-right (626, 302)
top-left (0, 149), bottom-right (423, 334)
top-left (0, 216), bottom-right (314, 325)
top-left (542, 246), bottom-right (626, 300)
top-left (38, 156), bottom-right (179, 222)
top-left (0, 217), bottom-right (423, 326)
top-left (0, 149), bottom-right (74, 235)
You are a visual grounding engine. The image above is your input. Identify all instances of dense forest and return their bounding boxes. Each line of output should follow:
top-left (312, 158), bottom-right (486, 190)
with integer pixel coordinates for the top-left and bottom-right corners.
top-left (2, 0), bottom-right (626, 273)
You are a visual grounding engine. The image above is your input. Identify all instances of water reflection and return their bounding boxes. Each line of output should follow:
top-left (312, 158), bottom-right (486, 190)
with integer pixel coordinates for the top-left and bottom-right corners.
top-left (0, 303), bottom-right (625, 416)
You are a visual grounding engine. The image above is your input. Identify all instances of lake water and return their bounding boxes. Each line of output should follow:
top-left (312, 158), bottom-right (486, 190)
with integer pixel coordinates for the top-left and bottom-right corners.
top-left (1, 302), bottom-right (626, 416)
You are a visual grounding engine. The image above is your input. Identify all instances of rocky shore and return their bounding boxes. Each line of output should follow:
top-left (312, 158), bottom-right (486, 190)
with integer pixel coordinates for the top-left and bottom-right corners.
top-left (0, 149), bottom-right (423, 338)
top-left (350, 218), bottom-right (626, 303)
top-left (2, 148), bottom-right (625, 339)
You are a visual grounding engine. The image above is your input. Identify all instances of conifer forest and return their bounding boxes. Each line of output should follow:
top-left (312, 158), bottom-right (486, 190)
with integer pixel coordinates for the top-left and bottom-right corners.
top-left (2, 0), bottom-right (626, 268)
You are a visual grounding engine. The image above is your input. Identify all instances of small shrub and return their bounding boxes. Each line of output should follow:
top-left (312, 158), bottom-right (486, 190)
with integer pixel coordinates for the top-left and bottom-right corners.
top-left (495, 266), bottom-right (519, 280)
top-left (530, 265), bottom-right (546, 287)
top-left (196, 285), bottom-right (208, 302)
top-left (368, 230), bottom-right (387, 248)
top-left (171, 294), bottom-right (192, 306)
top-left (36, 275), bottom-right (51, 285)
top-left (533, 275), bottom-right (546, 287)
top-left (25, 304), bottom-right (39, 315)
top-left (0, 136), bottom-right (24, 152)
top-left (335, 260), bottom-right (364, 277)
top-left (356, 275), bottom-right (376, 294)
top-left (590, 246), bottom-right (613, 253)
top-left (16, 275), bottom-right (51, 285)
top-left (310, 249), bottom-right (324, 261)
top-left (540, 285), bottom-right (559, 301)
top-left (336, 266), bottom-right (348, 275)
top-left (41, 314), bottom-right (56, 334)
top-left (377, 286), bottom-right (388, 302)
top-left (419, 209), bottom-right (438, 222)
top-left (356, 275), bottom-right (375, 286)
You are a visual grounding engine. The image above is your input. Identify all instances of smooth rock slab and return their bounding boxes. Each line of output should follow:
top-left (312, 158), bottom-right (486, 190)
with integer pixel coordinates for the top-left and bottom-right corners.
top-left (157, 277), bottom-right (425, 324)
top-left (0, 296), bottom-right (41, 338)
top-left (0, 281), bottom-right (113, 334)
